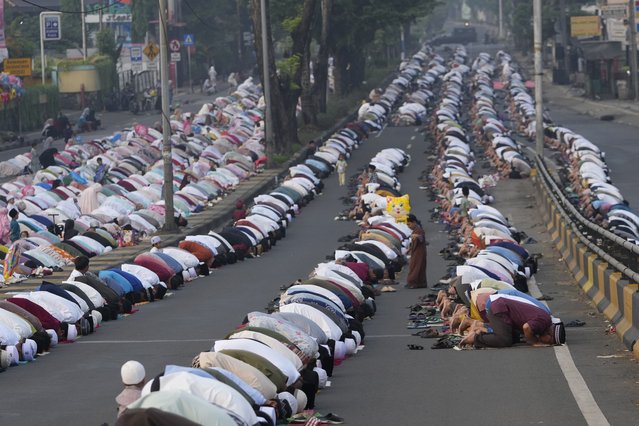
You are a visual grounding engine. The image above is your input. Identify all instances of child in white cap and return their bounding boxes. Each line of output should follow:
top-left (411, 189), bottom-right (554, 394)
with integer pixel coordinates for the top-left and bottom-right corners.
top-left (150, 236), bottom-right (162, 253)
top-left (115, 360), bottom-right (146, 416)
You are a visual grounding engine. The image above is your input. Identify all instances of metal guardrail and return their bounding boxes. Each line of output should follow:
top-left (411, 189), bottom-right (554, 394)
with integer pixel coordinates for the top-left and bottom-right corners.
top-left (535, 155), bottom-right (639, 283)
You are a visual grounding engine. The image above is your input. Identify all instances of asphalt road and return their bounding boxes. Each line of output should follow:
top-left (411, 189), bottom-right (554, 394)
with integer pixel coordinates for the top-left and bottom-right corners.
top-left (545, 107), bottom-right (639, 209)
top-left (2, 43), bottom-right (639, 424)
top-left (1, 119), bottom-right (638, 425)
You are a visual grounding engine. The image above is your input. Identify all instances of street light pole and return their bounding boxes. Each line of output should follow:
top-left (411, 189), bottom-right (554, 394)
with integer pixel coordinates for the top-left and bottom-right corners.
top-left (498, 0), bottom-right (503, 39)
top-left (81, 0), bottom-right (87, 60)
top-left (629, 0), bottom-right (639, 101)
top-left (159, 0), bottom-right (176, 231)
top-left (533, 0), bottom-right (544, 157)
top-left (260, 0), bottom-right (274, 166)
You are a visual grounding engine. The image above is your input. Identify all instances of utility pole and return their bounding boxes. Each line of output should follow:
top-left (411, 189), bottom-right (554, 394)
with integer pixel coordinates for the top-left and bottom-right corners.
top-left (81, 0), bottom-right (87, 60)
top-left (629, 0), bottom-right (639, 101)
top-left (533, 0), bottom-right (544, 157)
top-left (260, 0), bottom-right (274, 166)
top-left (498, 0), bottom-right (503, 39)
top-left (559, 0), bottom-right (570, 77)
top-left (159, 0), bottom-right (176, 231)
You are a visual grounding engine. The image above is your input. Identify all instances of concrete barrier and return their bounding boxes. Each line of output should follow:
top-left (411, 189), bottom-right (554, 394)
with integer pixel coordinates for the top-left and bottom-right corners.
top-left (533, 173), bottom-right (639, 357)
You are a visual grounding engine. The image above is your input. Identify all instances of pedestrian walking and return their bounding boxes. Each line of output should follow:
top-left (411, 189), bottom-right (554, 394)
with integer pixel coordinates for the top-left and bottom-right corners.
top-left (336, 154), bottom-right (347, 186)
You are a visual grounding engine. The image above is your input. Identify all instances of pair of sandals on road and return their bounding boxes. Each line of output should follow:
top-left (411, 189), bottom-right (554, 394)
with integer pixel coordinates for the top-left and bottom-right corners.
top-left (288, 412), bottom-right (344, 424)
top-left (407, 335), bottom-right (463, 350)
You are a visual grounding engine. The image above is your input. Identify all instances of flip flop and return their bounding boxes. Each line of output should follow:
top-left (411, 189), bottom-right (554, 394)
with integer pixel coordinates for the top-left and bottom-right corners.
top-left (317, 413), bottom-right (345, 424)
top-left (407, 344), bottom-right (424, 350)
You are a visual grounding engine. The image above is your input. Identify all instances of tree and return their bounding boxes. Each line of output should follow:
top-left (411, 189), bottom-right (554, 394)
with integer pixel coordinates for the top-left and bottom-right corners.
top-left (60, 0), bottom-right (83, 48)
top-left (6, 16), bottom-right (38, 58)
top-left (132, 0), bottom-right (156, 43)
top-left (251, 0), bottom-right (317, 156)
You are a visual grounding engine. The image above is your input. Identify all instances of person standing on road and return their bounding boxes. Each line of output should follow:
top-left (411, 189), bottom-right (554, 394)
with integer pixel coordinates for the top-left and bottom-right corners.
top-left (9, 209), bottom-right (20, 243)
top-left (208, 65), bottom-right (217, 91)
top-left (336, 154), bottom-right (348, 186)
top-left (405, 214), bottom-right (427, 288)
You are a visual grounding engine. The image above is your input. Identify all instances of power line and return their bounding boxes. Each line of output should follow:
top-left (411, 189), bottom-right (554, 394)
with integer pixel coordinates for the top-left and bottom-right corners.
top-left (18, 0), bottom-right (122, 15)
top-left (182, 0), bottom-right (209, 28)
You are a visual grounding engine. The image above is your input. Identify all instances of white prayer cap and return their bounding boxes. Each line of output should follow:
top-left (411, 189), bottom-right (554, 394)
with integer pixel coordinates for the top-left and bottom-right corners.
top-left (344, 338), bottom-right (357, 356)
top-left (121, 360), bottom-right (146, 385)
top-left (0, 349), bottom-right (9, 369)
top-left (91, 310), bottom-right (102, 327)
top-left (294, 390), bottom-right (307, 413)
top-left (46, 329), bottom-right (58, 346)
top-left (66, 324), bottom-right (78, 342)
top-left (6, 345), bottom-right (19, 366)
top-left (277, 392), bottom-right (297, 415)
top-left (351, 331), bottom-right (362, 346)
top-left (22, 339), bottom-right (36, 361)
top-left (151, 236), bottom-right (162, 245)
top-left (314, 367), bottom-right (328, 388)
top-left (334, 340), bottom-right (347, 360)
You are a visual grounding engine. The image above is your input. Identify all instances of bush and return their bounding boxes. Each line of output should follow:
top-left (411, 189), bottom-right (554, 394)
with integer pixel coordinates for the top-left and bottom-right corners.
top-left (0, 85), bottom-right (60, 132)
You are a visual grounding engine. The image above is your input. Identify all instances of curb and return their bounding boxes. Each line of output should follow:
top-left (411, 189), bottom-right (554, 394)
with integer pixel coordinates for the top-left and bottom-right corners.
top-left (533, 174), bottom-right (639, 357)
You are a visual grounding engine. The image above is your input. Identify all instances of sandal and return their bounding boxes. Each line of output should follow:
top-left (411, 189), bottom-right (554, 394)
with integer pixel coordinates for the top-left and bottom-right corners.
top-left (407, 344), bottom-right (424, 350)
top-left (412, 328), bottom-right (440, 338)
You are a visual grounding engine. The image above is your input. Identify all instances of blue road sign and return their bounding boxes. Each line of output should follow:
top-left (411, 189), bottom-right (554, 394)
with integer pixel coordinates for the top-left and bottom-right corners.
top-left (183, 34), bottom-right (195, 46)
top-left (44, 15), bottom-right (61, 41)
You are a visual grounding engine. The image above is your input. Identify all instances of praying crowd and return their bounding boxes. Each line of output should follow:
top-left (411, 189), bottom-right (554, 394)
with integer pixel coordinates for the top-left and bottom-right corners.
top-left (501, 52), bottom-right (639, 244)
top-left (408, 47), bottom-right (566, 350)
top-left (0, 79), bottom-right (271, 287)
top-left (0, 45), bottom-right (444, 425)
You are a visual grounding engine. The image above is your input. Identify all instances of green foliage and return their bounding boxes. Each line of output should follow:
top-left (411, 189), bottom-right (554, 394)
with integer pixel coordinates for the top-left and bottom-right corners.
top-left (282, 16), bottom-right (303, 33)
top-left (92, 56), bottom-right (116, 94)
top-left (6, 16), bottom-right (38, 58)
top-left (132, 0), bottom-right (155, 43)
top-left (60, 0), bottom-right (82, 47)
top-left (96, 28), bottom-right (118, 60)
top-left (0, 85), bottom-right (60, 132)
top-left (276, 54), bottom-right (302, 89)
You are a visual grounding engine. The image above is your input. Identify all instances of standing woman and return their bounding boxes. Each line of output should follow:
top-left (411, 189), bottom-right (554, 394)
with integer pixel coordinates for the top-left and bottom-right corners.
top-left (405, 214), bottom-right (427, 288)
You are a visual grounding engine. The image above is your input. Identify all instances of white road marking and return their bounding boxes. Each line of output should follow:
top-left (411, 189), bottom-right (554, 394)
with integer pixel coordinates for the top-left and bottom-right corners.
top-left (365, 334), bottom-right (412, 338)
top-left (529, 277), bottom-right (610, 426)
top-left (77, 338), bottom-right (212, 344)
top-left (406, 143), bottom-right (412, 150)
top-left (410, 136), bottom-right (416, 140)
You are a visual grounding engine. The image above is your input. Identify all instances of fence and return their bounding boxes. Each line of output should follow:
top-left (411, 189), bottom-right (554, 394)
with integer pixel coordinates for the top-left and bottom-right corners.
top-left (0, 85), bottom-right (60, 133)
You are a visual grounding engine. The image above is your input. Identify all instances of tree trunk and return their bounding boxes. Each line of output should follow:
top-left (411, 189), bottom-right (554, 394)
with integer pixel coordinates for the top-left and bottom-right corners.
top-left (349, 50), bottom-right (366, 90)
top-left (251, 0), bottom-right (317, 155)
top-left (300, 40), bottom-right (317, 125)
top-left (313, 0), bottom-right (332, 113)
top-left (333, 47), bottom-right (349, 96)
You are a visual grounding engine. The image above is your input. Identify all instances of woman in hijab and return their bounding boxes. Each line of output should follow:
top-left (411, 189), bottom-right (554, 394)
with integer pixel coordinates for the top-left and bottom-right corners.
top-left (0, 207), bottom-right (10, 244)
top-left (63, 219), bottom-right (79, 241)
top-left (405, 214), bottom-right (427, 289)
top-left (77, 108), bottom-right (91, 132)
top-left (78, 183), bottom-right (102, 215)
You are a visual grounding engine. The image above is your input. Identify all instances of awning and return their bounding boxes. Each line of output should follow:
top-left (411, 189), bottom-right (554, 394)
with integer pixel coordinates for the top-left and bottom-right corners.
top-left (580, 41), bottom-right (623, 61)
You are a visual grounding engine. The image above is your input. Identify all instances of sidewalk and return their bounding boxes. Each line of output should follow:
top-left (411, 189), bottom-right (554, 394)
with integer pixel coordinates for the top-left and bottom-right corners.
top-left (514, 53), bottom-right (639, 127)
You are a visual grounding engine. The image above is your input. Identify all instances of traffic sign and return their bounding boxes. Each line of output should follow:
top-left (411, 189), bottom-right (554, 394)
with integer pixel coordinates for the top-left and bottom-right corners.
top-left (171, 52), bottom-right (181, 62)
top-left (601, 5), bottom-right (627, 19)
top-left (143, 42), bottom-right (160, 61)
top-left (183, 34), bottom-right (195, 46)
top-left (43, 15), bottom-right (61, 40)
top-left (4, 58), bottom-right (32, 77)
top-left (130, 45), bottom-right (143, 72)
top-left (169, 39), bottom-right (181, 52)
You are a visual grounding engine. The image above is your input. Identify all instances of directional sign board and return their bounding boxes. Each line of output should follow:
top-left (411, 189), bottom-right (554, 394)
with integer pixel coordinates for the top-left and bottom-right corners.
top-left (43, 15), bottom-right (61, 40)
top-left (4, 58), bottom-right (32, 77)
top-left (143, 42), bottom-right (160, 61)
top-left (169, 39), bottom-right (181, 52)
top-left (130, 45), bottom-right (143, 72)
top-left (183, 34), bottom-right (195, 46)
top-left (601, 5), bottom-right (627, 19)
